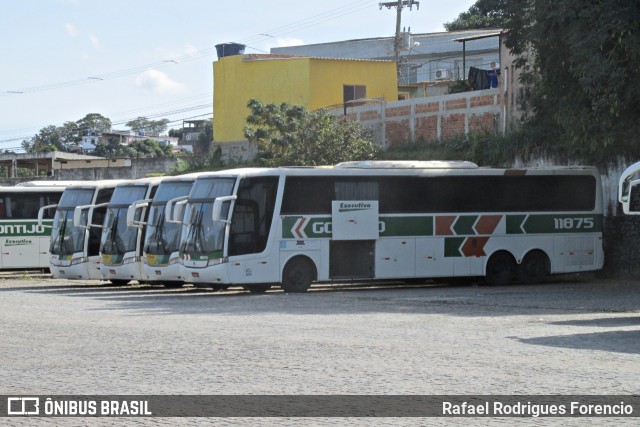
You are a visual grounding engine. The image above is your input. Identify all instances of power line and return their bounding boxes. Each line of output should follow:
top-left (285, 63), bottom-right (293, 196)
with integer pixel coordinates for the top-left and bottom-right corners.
top-left (0, 1), bottom-right (378, 97)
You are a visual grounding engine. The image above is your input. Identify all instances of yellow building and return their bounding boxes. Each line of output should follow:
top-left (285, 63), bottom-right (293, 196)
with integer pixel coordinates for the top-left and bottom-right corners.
top-left (213, 54), bottom-right (397, 159)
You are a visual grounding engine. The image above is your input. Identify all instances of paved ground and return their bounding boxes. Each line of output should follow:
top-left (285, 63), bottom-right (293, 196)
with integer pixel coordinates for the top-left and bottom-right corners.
top-left (0, 273), bottom-right (639, 426)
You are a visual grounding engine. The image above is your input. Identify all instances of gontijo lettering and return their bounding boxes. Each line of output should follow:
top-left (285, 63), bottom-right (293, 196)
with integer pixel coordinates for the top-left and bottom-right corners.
top-left (0, 224), bottom-right (46, 236)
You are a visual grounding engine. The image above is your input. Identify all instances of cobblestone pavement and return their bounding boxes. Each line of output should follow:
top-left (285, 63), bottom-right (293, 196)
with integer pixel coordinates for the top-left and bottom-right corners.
top-left (0, 274), bottom-right (639, 426)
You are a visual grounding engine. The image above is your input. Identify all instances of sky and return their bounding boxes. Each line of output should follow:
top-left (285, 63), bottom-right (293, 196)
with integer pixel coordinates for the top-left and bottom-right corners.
top-left (0, 0), bottom-right (477, 152)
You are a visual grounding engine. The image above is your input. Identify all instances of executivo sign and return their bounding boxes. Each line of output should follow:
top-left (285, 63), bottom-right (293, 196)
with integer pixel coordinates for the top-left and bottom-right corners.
top-left (331, 200), bottom-right (379, 240)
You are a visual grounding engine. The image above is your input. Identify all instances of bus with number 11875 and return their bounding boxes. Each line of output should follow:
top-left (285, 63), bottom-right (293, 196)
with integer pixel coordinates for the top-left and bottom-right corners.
top-left (175, 161), bottom-right (604, 293)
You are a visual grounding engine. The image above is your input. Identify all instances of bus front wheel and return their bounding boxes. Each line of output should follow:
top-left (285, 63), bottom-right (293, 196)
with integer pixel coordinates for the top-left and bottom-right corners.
top-left (485, 252), bottom-right (515, 286)
top-left (517, 250), bottom-right (550, 284)
top-left (282, 257), bottom-right (316, 293)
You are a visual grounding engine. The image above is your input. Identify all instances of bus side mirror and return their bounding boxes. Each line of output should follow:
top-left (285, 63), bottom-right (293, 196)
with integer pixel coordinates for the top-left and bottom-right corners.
top-left (127, 199), bottom-right (150, 228)
top-left (74, 202), bottom-right (109, 228)
top-left (165, 196), bottom-right (189, 224)
top-left (73, 205), bottom-right (92, 229)
top-left (212, 195), bottom-right (237, 223)
top-left (626, 181), bottom-right (640, 215)
top-left (37, 204), bottom-right (58, 227)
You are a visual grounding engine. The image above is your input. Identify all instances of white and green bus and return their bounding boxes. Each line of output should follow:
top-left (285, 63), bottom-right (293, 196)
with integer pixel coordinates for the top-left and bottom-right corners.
top-left (40, 180), bottom-right (127, 280)
top-left (99, 177), bottom-right (165, 285)
top-left (0, 181), bottom-right (70, 269)
top-left (128, 173), bottom-right (202, 288)
top-left (177, 161), bottom-right (604, 293)
top-left (618, 161), bottom-right (640, 215)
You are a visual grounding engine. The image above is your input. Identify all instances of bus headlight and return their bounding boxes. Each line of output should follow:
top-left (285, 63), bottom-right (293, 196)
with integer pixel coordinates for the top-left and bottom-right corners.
top-left (70, 257), bottom-right (88, 265)
top-left (207, 257), bottom-right (228, 266)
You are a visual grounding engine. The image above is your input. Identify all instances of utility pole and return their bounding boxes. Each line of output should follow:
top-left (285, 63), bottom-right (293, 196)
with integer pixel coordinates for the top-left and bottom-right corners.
top-left (379, 1), bottom-right (419, 80)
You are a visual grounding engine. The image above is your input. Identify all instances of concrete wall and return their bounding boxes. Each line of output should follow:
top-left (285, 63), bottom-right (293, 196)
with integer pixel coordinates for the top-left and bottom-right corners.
top-left (338, 88), bottom-right (501, 149)
top-left (52, 157), bottom-right (175, 181)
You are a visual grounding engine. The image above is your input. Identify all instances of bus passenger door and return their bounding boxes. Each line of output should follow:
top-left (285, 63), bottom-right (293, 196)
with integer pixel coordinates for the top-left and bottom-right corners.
top-left (227, 177), bottom-right (279, 284)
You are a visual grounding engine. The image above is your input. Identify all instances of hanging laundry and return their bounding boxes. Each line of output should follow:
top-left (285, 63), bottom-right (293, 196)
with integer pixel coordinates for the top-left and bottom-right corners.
top-left (467, 66), bottom-right (490, 90)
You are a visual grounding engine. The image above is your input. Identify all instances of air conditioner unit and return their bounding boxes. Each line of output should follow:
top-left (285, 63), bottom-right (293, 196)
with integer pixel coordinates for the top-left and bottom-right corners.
top-left (435, 68), bottom-right (450, 80)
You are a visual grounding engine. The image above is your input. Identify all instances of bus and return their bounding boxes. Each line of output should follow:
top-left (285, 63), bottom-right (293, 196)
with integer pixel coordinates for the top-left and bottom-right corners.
top-left (618, 161), bottom-right (640, 215)
top-left (0, 182), bottom-right (71, 269)
top-left (39, 180), bottom-right (127, 280)
top-left (128, 173), bottom-right (201, 288)
top-left (99, 177), bottom-right (165, 285)
top-left (175, 161), bottom-right (604, 293)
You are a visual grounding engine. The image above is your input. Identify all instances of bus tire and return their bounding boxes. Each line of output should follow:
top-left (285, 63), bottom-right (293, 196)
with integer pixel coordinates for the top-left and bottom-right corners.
top-left (517, 250), bottom-right (550, 284)
top-left (282, 256), bottom-right (316, 293)
top-left (212, 284), bottom-right (230, 291)
top-left (485, 252), bottom-right (515, 286)
top-left (243, 284), bottom-right (271, 293)
top-left (163, 281), bottom-right (184, 288)
top-left (110, 279), bottom-right (130, 286)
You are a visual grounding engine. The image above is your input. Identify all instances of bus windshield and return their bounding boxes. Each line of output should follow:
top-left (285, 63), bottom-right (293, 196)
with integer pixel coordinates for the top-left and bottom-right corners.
top-left (58, 188), bottom-right (94, 208)
top-left (181, 178), bottom-right (235, 259)
top-left (101, 186), bottom-right (148, 255)
top-left (50, 209), bottom-right (86, 255)
top-left (144, 181), bottom-right (194, 256)
top-left (50, 188), bottom-right (96, 255)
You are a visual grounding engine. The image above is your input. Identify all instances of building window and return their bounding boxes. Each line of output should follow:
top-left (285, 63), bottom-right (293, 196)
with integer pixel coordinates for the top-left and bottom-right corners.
top-left (343, 85), bottom-right (366, 105)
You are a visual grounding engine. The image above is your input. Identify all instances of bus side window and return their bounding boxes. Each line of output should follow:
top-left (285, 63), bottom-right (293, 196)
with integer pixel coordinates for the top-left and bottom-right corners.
top-left (228, 177), bottom-right (278, 256)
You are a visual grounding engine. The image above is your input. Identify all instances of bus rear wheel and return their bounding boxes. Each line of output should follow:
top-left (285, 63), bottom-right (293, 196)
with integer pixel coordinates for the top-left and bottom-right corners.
top-left (282, 257), bottom-right (316, 293)
top-left (485, 252), bottom-right (515, 286)
top-left (517, 250), bottom-right (550, 284)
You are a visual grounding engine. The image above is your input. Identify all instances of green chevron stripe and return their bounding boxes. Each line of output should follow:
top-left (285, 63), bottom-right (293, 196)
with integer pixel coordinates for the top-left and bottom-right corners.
top-left (453, 215), bottom-right (477, 235)
top-left (444, 237), bottom-right (465, 257)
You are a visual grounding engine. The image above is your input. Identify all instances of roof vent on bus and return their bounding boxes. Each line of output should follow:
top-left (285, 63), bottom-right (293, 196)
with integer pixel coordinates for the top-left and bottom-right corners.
top-left (334, 160), bottom-right (479, 169)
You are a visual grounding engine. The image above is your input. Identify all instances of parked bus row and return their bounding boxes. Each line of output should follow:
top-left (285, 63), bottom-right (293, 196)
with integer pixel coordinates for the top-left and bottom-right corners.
top-left (19, 160), bottom-right (606, 293)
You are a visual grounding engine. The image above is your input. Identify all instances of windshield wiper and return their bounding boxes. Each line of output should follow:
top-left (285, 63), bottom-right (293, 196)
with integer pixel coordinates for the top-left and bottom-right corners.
top-left (147, 210), bottom-right (168, 254)
top-left (53, 216), bottom-right (69, 255)
top-left (103, 214), bottom-right (124, 254)
top-left (184, 209), bottom-right (203, 253)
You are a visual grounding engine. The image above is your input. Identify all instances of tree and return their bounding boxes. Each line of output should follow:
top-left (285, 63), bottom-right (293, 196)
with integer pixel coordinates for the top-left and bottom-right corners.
top-left (444, 0), bottom-right (507, 31)
top-left (76, 113), bottom-right (111, 135)
top-left (196, 120), bottom-right (213, 155)
top-left (22, 113), bottom-right (111, 153)
top-left (92, 138), bottom-right (135, 158)
top-left (23, 125), bottom-right (64, 153)
top-left (244, 99), bottom-right (378, 166)
top-left (126, 117), bottom-right (170, 135)
top-left (450, 1), bottom-right (640, 163)
top-left (506, 1), bottom-right (640, 162)
top-left (129, 139), bottom-right (174, 158)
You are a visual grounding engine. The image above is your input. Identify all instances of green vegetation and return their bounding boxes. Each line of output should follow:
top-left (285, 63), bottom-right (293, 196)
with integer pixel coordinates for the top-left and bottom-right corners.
top-left (21, 113), bottom-right (182, 160)
top-left (444, 0), bottom-right (506, 31)
top-left (244, 99), bottom-right (379, 167)
top-left (379, 132), bottom-right (528, 167)
top-left (447, 0), bottom-right (640, 165)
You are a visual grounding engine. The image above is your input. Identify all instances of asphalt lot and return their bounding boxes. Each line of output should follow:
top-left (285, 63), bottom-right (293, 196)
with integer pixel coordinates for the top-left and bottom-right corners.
top-left (1, 273), bottom-right (639, 426)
